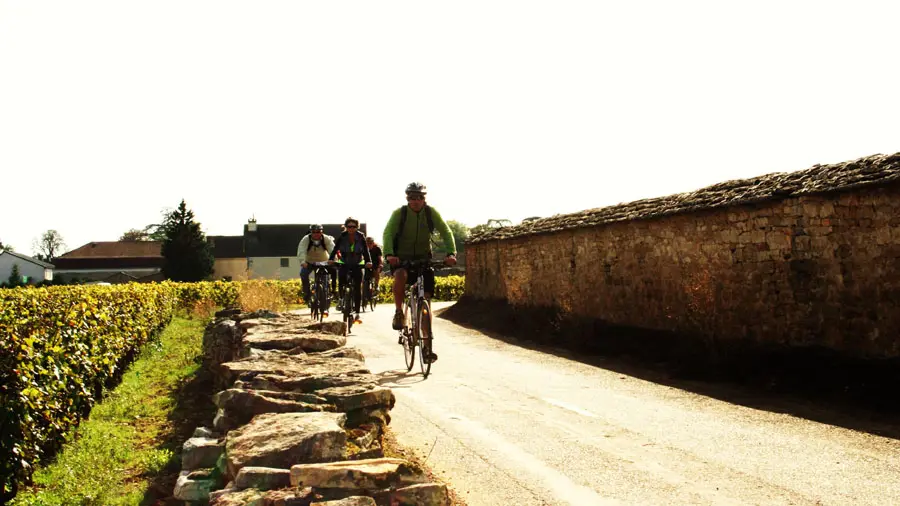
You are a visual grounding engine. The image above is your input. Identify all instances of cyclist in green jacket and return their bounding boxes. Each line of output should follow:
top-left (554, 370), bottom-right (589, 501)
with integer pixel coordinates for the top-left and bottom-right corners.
top-left (383, 182), bottom-right (457, 336)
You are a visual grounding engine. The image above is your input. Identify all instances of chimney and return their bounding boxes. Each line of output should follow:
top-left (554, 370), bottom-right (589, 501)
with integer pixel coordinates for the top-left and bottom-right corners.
top-left (248, 216), bottom-right (257, 232)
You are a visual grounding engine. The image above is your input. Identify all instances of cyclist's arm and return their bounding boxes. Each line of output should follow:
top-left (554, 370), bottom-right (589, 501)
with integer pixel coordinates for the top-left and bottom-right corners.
top-left (297, 235), bottom-right (310, 264)
top-left (382, 208), bottom-right (402, 257)
top-left (324, 235), bottom-right (335, 256)
top-left (361, 234), bottom-right (372, 265)
top-left (328, 235), bottom-right (342, 261)
top-left (430, 207), bottom-right (457, 256)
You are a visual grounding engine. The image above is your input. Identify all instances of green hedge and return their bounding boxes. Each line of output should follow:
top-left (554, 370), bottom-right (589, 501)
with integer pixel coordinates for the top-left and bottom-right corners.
top-left (0, 284), bottom-right (177, 499)
top-left (0, 275), bottom-right (463, 498)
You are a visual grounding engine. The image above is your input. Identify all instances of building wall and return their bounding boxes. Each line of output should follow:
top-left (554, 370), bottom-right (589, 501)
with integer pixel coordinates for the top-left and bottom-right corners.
top-left (466, 185), bottom-right (900, 359)
top-left (0, 254), bottom-right (52, 284)
top-left (213, 258), bottom-right (249, 281)
top-left (247, 256), bottom-right (300, 280)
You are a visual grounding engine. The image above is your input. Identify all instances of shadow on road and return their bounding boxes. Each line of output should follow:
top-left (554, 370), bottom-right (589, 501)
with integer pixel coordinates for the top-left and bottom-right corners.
top-left (440, 301), bottom-right (900, 442)
top-left (375, 368), bottom-right (427, 388)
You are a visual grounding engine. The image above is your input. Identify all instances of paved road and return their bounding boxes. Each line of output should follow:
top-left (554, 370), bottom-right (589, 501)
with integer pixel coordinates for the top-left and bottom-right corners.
top-left (336, 302), bottom-right (900, 505)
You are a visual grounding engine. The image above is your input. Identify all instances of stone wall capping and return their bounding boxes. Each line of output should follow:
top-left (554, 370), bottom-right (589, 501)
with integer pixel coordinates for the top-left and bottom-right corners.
top-left (469, 152), bottom-right (900, 244)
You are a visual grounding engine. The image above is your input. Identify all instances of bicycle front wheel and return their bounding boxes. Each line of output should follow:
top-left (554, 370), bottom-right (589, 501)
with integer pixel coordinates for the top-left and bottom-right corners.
top-left (368, 279), bottom-right (378, 311)
top-left (315, 278), bottom-right (328, 322)
top-left (417, 299), bottom-right (433, 378)
top-left (402, 300), bottom-right (415, 371)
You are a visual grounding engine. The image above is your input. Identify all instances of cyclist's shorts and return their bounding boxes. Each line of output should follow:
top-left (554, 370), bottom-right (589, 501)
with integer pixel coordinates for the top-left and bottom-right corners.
top-left (399, 266), bottom-right (435, 294)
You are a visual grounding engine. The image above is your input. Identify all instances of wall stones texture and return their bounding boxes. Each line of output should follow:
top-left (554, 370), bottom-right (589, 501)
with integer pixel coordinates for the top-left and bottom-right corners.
top-left (466, 152), bottom-right (900, 359)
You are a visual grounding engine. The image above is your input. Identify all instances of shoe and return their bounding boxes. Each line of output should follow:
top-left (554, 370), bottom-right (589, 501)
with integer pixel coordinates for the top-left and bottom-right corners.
top-left (354, 313), bottom-right (362, 324)
top-left (392, 309), bottom-right (405, 330)
top-left (425, 352), bottom-right (438, 363)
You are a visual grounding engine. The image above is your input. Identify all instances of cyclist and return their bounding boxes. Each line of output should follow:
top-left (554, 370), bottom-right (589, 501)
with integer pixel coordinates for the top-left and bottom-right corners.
top-left (328, 217), bottom-right (373, 321)
top-left (297, 224), bottom-right (335, 306)
top-left (382, 182), bottom-right (457, 362)
top-left (366, 236), bottom-right (384, 289)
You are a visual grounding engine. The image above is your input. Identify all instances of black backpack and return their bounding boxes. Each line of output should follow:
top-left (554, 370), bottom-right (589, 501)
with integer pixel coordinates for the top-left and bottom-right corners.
top-left (393, 205), bottom-right (434, 253)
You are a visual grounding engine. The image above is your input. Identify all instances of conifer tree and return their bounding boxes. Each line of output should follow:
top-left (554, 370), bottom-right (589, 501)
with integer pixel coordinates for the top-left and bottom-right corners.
top-left (161, 200), bottom-right (214, 281)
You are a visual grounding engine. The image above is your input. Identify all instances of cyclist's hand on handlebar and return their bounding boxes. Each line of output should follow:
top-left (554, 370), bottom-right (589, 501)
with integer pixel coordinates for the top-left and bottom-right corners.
top-left (365, 262), bottom-right (373, 269)
top-left (444, 255), bottom-right (457, 267)
top-left (387, 256), bottom-right (399, 267)
top-left (327, 260), bottom-right (336, 266)
top-left (301, 262), bottom-right (309, 269)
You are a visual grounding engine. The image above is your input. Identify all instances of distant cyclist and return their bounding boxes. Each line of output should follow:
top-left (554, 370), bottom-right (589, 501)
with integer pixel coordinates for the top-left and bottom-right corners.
top-left (382, 182), bottom-right (456, 361)
top-left (329, 217), bottom-right (373, 321)
top-left (297, 224), bottom-right (335, 305)
top-left (366, 236), bottom-right (384, 288)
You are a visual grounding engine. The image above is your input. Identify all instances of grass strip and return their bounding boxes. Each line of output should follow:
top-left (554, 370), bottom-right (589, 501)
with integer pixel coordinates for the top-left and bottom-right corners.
top-left (12, 316), bottom-right (214, 506)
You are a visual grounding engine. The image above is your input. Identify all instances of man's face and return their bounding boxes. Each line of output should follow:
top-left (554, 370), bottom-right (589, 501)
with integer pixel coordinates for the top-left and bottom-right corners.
top-left (311, 230), bottom-right (323, 240)
top-left (366, 239), bottom-right (374, 249)
top-left (406, 193), bottom-right (426, 212)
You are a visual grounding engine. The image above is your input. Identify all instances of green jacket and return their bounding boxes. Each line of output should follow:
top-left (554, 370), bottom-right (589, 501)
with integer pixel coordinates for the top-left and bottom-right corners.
top-left (382, 204), bottom-right (456, 259)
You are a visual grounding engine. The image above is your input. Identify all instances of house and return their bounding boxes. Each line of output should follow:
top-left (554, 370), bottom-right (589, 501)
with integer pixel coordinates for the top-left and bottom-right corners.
top-left (0, 250), bottom-right (54, 284)
top-left (207, 235), bottom-right (247, 281)
top-left (53, 241), bottom-right (164, 283)
top-left (241, 219), bottom-right (363, 280)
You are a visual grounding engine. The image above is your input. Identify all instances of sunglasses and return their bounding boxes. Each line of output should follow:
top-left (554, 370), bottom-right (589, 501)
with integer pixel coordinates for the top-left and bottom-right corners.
top-left (406, 195), bottom-right (425, 201)
top-left (346, 224), bottom-right (358, 229)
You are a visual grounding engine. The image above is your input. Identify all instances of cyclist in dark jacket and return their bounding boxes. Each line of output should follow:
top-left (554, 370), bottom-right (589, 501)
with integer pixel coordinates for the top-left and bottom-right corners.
top-left (329, 217), bottom-right (373, 319)
top-left (366, 236), bottom-right (384, 288)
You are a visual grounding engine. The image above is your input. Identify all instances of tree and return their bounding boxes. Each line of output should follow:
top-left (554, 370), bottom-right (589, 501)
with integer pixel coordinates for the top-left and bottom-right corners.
top-left (120, 223), bottom-right (165, 241)
top-left (161, 200), bottom-right (214, 282)
top-left (33, 230), bottom-right (66, 262)
top-left (0, 239), bottom-right (12, 252)
top-left (7, 264), bottom-right (22, 287)
top-left (431, 220), bottom-right (469, 257)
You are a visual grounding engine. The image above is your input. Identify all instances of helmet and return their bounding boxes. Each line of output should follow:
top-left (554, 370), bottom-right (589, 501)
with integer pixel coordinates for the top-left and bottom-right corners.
top-left (405, 182), bottom-right (427, 195)
top-left (309, 224), bottom-right (323, 232)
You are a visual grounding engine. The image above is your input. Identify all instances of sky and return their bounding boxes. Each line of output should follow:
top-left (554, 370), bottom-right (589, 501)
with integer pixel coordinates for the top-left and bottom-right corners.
top-left (2, 1), bottom-right (899, 257)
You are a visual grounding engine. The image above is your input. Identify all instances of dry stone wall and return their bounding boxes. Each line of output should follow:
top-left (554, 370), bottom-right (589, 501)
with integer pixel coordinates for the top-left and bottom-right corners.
top-left (175, 310), bottom-right (450, 506)
top-left (466, 152), bottom-right (900, 360)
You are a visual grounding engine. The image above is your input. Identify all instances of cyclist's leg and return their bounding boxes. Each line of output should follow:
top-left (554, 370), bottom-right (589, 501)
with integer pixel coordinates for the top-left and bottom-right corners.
top-left (391, 266), bottom-right (408, 330)
top-left (300, 265), bottom-right (312, 304)
top-left (351, 266), bottom-right (363, 314)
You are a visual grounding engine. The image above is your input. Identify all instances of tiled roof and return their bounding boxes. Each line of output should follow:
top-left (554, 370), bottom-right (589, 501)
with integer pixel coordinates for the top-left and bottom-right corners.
top-left (208, 235), bottom-right (244, 259)
top-left (61, 241), bottom-right (163, 258)
top-left (244, 223), bottom-right (366, 257)
top-left (469, 151), bottom-right (900, 244)
top-left (0, 250), bottom-right (54, 268)
top-left (53, 257), bottom-right (164, 269)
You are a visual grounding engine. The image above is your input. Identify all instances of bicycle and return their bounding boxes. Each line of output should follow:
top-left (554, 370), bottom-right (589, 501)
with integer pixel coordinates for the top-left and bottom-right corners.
top-left (362, 267), bottom-right (379, 312)
top-left (334, 260), bottom-right (364, 336)
top-left (308, 262), bottom-right (332, 322)
top-left (397, 259), bottom-right (446, 378)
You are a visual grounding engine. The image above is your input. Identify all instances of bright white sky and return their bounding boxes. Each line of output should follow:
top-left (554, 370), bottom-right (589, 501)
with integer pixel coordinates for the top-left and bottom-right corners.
top-left (2, 1), bottom-right (899, 256)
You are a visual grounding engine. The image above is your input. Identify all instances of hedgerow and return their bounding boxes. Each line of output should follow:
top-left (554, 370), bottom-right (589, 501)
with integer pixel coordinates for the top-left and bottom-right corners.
top-left (0, 275), bottom-right (463, 498)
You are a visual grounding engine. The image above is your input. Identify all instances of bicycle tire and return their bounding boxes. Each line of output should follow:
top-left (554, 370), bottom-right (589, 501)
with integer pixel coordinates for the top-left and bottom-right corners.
top-left (418, 299), bottom-right (433, 378)
top-left (341, 287), bottom-right (352, 336)
top-left (368, 278), bottom-right (378, 311)
top-left (402, 299), bottom-right (415, 371)
top-left (315, 276), bottom-right (328, 323)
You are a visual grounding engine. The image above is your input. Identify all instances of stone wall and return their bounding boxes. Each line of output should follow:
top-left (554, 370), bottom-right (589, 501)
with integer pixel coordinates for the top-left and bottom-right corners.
top-left (465, 152), bottom-right (900, 360)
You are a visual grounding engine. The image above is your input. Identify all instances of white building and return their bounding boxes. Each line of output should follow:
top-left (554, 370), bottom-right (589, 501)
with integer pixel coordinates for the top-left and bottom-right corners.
top-left (0, 250), bottom-right (54, 284)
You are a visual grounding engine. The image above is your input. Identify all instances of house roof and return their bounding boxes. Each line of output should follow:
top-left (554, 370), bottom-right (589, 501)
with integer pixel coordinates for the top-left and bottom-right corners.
top-left (243, 223), bottom-right (366, 257)
top-left (208, 235), bottom-right (245, 259)
top-left (61, 241), bottom-right (163, 258)
top-left (0, 250), bottom-right (54, 268)
top-left (53, 257), bottom-right (164, 269)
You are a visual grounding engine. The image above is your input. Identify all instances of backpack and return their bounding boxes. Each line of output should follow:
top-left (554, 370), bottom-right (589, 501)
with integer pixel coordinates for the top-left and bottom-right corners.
top-left (393, 205), bottom-right (434, 253)
top-left (307, 234), bottom-right (325, 252)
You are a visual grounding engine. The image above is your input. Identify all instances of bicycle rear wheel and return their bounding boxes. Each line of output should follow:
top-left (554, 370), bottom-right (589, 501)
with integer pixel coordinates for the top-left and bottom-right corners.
top-left (315, 277), bottom-right (328, 322)
top-left (368, 278), bottom-right (378, 311)
top-left (341, 289), bottom-right (352, 336)
top-left (417, 299), bottom-right (433, 378)
top-left (402, 300), bottom-right (415, 371)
